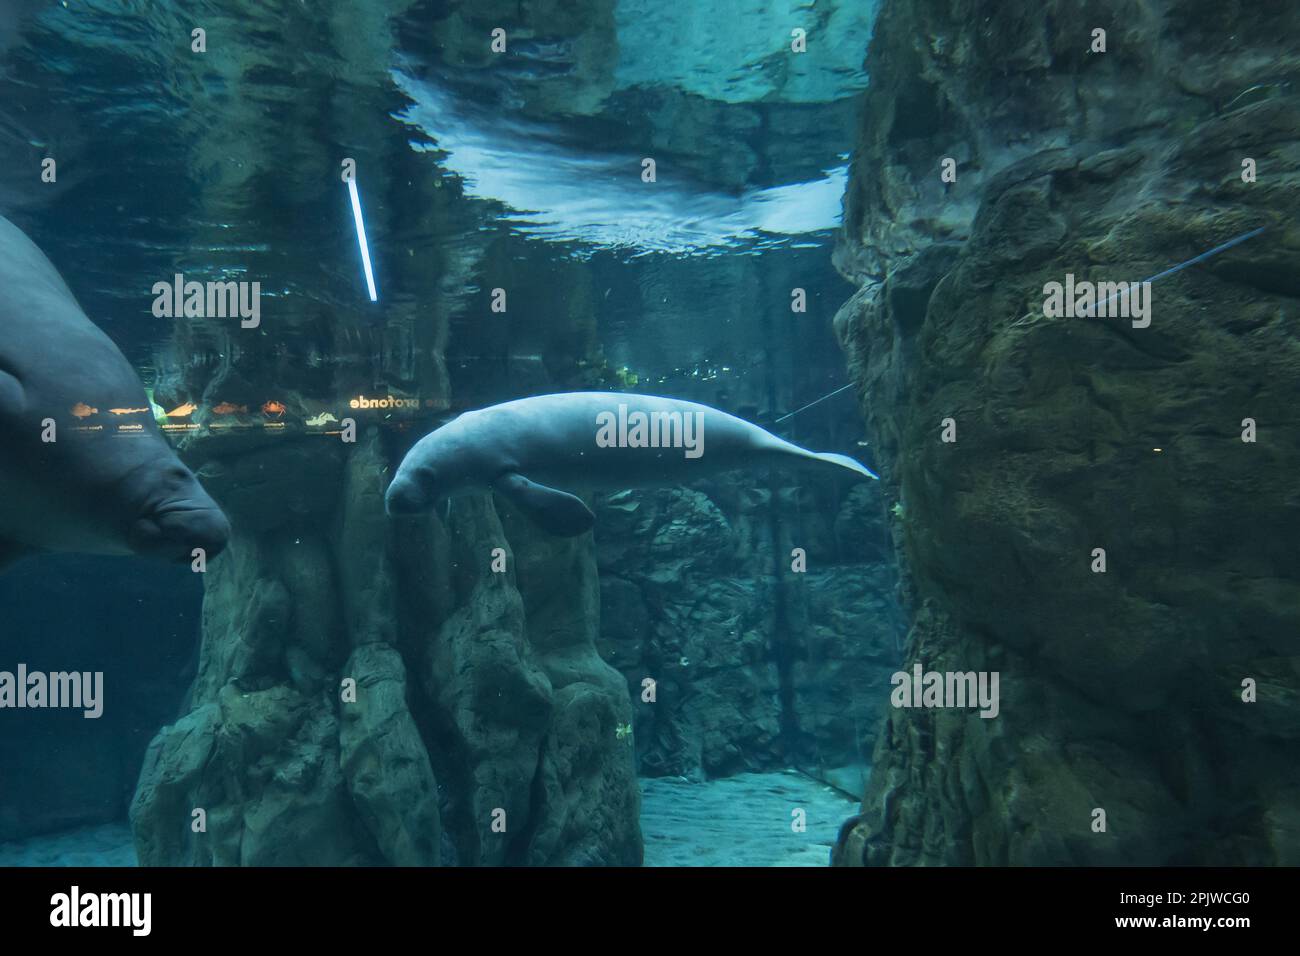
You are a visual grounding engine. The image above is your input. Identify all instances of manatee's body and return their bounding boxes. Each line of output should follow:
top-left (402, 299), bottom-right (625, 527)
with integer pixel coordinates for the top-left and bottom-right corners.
top-left (0, 215), bottom-right (229, 569)
top-left (386, 392), bottom-right (877, 536)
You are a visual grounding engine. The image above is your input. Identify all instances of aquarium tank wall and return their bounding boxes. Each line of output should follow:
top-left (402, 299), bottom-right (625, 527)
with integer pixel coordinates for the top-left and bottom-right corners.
top-left (0, 0), bottom-right (1295, 873)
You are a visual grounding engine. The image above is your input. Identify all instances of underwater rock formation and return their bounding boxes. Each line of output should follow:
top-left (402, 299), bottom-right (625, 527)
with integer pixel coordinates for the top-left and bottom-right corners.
top-left (595, 479), bottom-right (903, 780)
top-left (832, 0), bottom-right (1300, 865)
top-left (131, 434), bottom-right (641, 866)
top-left (125, 1), bottom-right (641, 864)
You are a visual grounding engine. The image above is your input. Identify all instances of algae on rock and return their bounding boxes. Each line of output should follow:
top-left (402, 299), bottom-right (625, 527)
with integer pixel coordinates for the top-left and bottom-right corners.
top-left (832, 0), bottom-right (1300, 866)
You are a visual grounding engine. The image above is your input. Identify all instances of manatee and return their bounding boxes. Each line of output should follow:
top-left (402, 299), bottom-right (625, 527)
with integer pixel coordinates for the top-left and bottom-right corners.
top-left (0, 214), bottom-right (230, 570)
top-left (386, 392), bottom-right (877, 536)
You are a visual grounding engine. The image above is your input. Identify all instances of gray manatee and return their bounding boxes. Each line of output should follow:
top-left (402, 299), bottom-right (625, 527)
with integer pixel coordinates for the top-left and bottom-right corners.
top-left (0, 214), bottom-right (230, 570)
top-left (386, 391), bottom-right (877, 536)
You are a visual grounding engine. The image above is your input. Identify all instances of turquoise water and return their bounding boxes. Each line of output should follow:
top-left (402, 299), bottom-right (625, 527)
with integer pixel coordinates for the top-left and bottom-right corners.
top-left (5, 0), bottom-right (1294, 875)
top-left (0, 1), bottom-right (897, 865)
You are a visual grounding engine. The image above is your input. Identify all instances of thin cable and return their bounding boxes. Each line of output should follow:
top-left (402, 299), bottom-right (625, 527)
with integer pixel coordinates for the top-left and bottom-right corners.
top-left (1143, 225), bottom-right (1266, 283)
top-left (780, 226), bottom-right (1269, 425)
top-left (1021, 225), bottom-right (1267, 322)
top-left (774, 383), bottom-right (855, 424)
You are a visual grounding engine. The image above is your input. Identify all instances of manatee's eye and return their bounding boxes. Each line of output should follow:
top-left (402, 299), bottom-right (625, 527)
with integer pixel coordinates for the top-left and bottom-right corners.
top-left (386, 465), bottom-right (438, 515)
top-left (409, 464), bottom-right (440, 498)
top-left (158, 463), bottom-right (193, 494)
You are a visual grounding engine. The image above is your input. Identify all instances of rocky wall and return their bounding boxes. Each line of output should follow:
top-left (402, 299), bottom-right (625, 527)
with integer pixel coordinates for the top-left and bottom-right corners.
top-left (832, 0), bottom-right (1300, 865)
top-left (596, 478), bottom-right (902, 782)
top-left (131, 432), bottom-right (642, 866)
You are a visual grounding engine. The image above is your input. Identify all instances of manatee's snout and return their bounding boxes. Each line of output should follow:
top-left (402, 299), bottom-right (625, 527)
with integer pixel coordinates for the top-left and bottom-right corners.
top-left (130, 503), bottom-right (231, 563)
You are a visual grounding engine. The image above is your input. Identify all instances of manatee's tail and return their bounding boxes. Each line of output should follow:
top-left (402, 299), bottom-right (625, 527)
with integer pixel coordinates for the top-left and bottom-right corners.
top-left (762, 432), bottom-right (881, 480)
top-left (809, 451), bottom-right (880, 481)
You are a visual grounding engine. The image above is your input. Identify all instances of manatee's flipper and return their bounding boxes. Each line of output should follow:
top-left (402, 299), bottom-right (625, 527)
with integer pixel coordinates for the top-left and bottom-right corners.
top-left (811, 451), bottom-right (880, 481)
top-left (493, 472), bottom-right (595, 536)
top-left (0, 538), bottom-right (36, 572)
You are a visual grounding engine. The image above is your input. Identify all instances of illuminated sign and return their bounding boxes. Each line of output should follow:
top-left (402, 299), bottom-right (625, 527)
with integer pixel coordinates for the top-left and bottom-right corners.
top-left (349, 395), bottom-right (420, 410)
